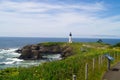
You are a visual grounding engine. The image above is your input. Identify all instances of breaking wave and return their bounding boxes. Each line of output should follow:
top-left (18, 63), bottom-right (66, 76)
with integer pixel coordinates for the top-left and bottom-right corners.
top-left (0, 48), bottom-right (61, 69)
top-left (0, 48), bottom-right (23, 68)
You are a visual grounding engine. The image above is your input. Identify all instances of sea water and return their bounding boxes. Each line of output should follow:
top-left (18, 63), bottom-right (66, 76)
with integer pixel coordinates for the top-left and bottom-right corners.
top-left (0, 37), bottom-right (120, 69)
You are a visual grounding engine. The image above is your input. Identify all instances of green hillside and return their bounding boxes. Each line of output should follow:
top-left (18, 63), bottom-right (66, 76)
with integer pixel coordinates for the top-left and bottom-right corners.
top-left (0, 42), bottom-right (120, 80)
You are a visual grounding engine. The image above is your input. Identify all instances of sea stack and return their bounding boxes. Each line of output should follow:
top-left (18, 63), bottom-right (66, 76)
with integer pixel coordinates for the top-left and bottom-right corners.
top-left (69, 32), bottom-right (72, 43)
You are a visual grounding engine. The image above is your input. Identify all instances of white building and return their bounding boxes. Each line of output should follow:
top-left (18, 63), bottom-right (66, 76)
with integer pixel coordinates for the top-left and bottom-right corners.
top-left (69, 32), bottom-right (72, 43)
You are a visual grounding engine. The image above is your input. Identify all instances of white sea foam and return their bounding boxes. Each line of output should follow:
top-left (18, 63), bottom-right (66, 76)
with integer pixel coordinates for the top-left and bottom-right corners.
top-left (42, 54), bottom-right (62, 60)
top-left (7, 58), bottom-right (23, 62)
top-left (3, 61), bottom-right (16, 65)
top-left (0, 61), bottom-right (16, 65)
top-left (0, 48), bottom-right (23, 66)
top-left (0, 48), bottom-right (18, 54)
top-left (0, 48), bottom-right (20, 57)
top-left (0, 48), bottom-right (62, 69)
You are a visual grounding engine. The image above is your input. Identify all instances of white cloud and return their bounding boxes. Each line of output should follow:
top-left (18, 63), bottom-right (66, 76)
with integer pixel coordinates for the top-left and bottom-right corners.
top-left (0, 0), bottom-right (119, 38)
top-left (0, 1), bottom-right (106, 13)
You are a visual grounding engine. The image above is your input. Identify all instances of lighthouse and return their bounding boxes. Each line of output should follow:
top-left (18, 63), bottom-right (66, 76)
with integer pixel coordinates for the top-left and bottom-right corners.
top-left (69, 32), bottom-right (72, 43)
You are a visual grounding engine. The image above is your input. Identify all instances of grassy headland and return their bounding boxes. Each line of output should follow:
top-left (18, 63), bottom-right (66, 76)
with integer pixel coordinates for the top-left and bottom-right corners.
top-left (0, 42), bottom-right (120, 80)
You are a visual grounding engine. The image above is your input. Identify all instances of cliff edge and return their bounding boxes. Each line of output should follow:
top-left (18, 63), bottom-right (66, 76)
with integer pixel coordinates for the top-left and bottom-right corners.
top-left (16, 42), bottom-right (73, 60)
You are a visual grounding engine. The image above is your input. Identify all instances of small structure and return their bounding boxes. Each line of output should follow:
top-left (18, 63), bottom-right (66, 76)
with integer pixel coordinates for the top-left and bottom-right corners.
top-left (105, 54), bottom-right (114, 70)
top-left (69, 32), bottom-right (72, 43)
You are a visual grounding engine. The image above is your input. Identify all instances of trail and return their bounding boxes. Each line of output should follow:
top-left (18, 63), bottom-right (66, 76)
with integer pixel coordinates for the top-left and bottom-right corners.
top-left (103, 62), bottom-right (120, 80)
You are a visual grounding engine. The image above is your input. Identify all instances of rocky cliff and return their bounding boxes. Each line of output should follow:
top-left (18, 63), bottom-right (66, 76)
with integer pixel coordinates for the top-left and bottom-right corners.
top-left (17, 42), bottom-right (73, 60)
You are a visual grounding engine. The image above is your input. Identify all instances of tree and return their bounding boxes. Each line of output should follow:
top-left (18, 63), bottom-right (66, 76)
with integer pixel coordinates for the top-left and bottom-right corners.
top-left (97, 39), bottom-right (103, 43)
top-left (113, 42), bottom-right (120, 47)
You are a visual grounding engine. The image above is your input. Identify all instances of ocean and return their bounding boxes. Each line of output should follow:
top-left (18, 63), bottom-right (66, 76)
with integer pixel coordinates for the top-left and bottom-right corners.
top-left (0, 37), bottom-right (120, 69)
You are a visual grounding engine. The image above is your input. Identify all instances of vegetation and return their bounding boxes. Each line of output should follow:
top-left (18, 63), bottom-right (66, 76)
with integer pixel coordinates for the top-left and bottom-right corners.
top-left (113, 42), bottom-right (120, 47)
top-left (0, 42), bottom-right (120, 80)
top-left (38, 42), bottom-right (65, 47)
top-left (97, 39), bottom-right (103, 43)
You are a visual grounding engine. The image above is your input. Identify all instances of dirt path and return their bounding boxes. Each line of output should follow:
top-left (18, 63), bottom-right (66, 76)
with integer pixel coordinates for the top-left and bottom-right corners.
top-left (102, 62), bottom-right (120, 80)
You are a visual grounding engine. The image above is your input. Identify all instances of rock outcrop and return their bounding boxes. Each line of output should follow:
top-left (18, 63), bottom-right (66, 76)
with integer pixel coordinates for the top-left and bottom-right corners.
top-left (17, 43), bottom-right (73, 60)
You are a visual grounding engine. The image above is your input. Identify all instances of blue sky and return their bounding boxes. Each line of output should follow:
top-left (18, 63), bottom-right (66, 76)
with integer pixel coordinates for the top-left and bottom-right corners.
top-left (0, 0), bottom-right (120, 38)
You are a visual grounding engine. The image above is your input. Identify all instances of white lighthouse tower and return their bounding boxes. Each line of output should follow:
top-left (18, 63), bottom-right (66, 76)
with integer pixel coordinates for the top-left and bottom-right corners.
top-left (69, 32), bottom-right (72, 43)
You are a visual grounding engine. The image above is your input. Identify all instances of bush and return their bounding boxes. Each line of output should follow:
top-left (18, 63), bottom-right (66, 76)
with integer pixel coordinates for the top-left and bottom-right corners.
top-left (113, 42), bottom-right (120, 47)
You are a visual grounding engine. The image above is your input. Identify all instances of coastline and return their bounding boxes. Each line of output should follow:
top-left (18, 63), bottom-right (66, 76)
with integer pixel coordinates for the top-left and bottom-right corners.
top-left (0, 42), bottom-right (120, 80)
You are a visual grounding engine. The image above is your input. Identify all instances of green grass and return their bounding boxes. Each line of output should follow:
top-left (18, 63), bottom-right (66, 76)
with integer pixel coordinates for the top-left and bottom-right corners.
top-left (0, 42), bottom-right (120, 80)
top-left (38, 42), bottom-right (65, 47)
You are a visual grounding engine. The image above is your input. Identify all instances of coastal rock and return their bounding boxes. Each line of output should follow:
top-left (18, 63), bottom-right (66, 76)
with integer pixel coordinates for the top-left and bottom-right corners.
top-left (15, 49), bottom-right (22, 53)
top-left (61, 47), bottom-right (73, 58)
top-left (31, 45), bottom-right (39, 50)
top-left (18, 43), bottom-right (73, 60)
top-left (19, 49), bottom-right (32, 60)
top-left (31, 50), bottom-right (42, 59)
